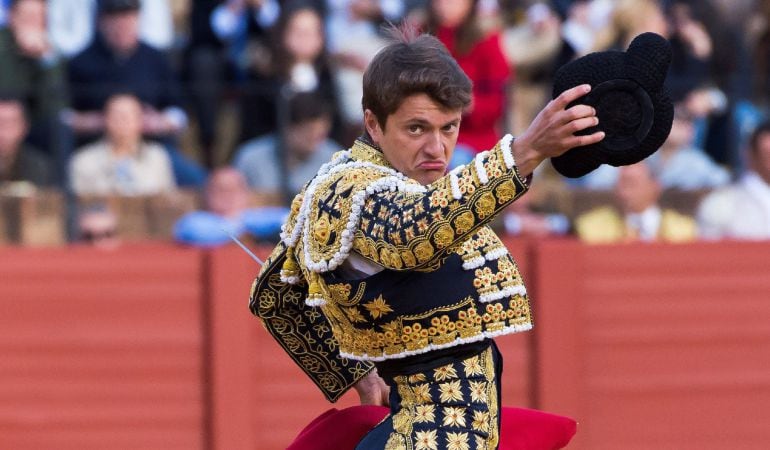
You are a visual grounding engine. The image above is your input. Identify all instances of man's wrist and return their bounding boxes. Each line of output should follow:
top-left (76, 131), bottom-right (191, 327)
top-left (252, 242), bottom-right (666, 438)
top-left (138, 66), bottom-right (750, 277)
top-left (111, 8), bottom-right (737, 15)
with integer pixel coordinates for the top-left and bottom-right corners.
top-left (511, 138), bottom-right (545, 178)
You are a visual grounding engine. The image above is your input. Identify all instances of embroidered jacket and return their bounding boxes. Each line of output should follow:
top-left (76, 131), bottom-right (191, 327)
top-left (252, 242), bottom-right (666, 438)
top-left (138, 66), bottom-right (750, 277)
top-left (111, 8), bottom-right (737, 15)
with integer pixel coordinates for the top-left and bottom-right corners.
top-left (250, 135), bottom-right (533, 401)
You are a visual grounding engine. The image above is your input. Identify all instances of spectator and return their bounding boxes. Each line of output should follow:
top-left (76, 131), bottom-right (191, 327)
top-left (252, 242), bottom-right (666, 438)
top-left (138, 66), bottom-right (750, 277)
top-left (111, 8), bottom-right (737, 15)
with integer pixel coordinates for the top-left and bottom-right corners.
top-left (66, 0), bottom-right (187, 140)
top-left (233, 90), bottom-right (339, 200)
top-left (579, 104), bottom-right (732, 190)
top-left (0, 0), bottom-right (68, 153)
top-left (173, 167), bottom-right (289, 246)
top-left (234, 0), bottom-right (342, 144)
top-left (0, 97), bottom-right (53, 186)
top-left (647, 104), bottom-right (730, 190)
top-left (595, 0), bottom-right (668, 50)
top-left (48, 0), bottom-right (174, 58)
top-left (66, 0), bottom-right (206, 186)
top-left (501, 2), bottom-right (574, 137)
top-left (325, 0), bottom-right (408, 138)
top-left (697, 122), bottom-right (770, 240)
top-left (574, 162), bottom-right (698, 243)
top-left (69, 93), bottom-right (175, 196)
top-left (209, 0), bottom-right (280, 82)
top-left (427, 0), bottom-right (511, 153)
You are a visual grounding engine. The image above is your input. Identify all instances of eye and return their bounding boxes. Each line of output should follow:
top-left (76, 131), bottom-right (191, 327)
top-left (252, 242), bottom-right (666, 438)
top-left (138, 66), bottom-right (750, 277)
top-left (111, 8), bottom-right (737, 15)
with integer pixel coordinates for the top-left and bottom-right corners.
top-left (442, 123), bottom-right (458, 133)
top-left (408, 124), bottom-right (423, 134)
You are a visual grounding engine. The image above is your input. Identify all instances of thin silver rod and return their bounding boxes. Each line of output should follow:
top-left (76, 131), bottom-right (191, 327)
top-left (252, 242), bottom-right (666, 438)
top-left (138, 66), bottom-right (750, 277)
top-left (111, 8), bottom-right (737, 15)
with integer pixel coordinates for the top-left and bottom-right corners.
top-left (224, 229), bottom-right (264, 266)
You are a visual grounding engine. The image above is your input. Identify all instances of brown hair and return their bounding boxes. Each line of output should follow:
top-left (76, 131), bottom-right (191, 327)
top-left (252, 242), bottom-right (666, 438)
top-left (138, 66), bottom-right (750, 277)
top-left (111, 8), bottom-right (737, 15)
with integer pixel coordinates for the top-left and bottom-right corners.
top-left (270, 1), bottom-right (329, 79)
top-left (362, 25), bottom-right (472, 130)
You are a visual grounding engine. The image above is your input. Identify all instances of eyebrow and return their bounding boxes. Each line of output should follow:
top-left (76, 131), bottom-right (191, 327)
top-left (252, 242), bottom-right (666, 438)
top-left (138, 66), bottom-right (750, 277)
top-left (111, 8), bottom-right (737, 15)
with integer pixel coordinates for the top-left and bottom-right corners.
top-left (404, 118), bottom-right (461, 128)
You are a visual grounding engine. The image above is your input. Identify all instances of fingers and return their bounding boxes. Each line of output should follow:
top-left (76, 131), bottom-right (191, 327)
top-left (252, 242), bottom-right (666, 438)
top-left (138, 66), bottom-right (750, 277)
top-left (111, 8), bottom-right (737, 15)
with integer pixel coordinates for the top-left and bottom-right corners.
top-left (569, 130), bottom-right (605, 148)
top-left (567, 115), bottom-right (599, 134)
top-left (559, 104), bottom-right (597, 125)
top-left (552, 84), bottom-right (592, 109)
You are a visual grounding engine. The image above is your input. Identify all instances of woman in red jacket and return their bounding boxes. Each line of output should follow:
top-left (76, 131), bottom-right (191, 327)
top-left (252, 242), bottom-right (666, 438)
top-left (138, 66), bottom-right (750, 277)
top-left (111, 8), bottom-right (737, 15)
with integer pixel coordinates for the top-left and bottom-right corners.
top-left (427, 0), bottom-right (512, 154)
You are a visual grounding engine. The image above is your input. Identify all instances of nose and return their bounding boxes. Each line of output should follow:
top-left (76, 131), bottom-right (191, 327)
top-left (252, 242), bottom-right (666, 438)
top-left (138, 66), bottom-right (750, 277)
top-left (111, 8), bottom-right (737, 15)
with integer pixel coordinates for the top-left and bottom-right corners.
top-left (424, 131), bottom-right (444, 159)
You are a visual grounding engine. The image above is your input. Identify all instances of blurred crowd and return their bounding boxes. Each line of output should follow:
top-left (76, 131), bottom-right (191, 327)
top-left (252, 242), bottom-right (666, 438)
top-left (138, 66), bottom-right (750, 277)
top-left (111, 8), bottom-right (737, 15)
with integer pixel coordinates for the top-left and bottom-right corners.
top-left (1, 0), bottom-right (769, 247)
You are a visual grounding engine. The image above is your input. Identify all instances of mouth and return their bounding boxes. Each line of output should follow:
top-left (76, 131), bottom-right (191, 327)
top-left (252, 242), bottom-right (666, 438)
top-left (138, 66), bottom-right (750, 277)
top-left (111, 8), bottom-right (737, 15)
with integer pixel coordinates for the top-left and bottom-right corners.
top-left (417, 161), bottom-right (447, 171)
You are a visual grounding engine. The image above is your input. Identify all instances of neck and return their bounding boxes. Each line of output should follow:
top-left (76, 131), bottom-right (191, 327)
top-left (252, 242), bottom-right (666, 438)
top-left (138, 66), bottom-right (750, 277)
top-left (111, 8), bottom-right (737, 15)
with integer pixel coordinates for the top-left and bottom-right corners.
top-left (111, 138), bottom-right (140, 157)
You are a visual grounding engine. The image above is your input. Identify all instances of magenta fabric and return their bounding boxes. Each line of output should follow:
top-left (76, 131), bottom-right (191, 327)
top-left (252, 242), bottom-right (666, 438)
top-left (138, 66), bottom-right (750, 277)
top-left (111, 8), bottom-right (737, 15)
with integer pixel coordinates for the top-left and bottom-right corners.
top-left (287, 405), bottom-right (576, 450)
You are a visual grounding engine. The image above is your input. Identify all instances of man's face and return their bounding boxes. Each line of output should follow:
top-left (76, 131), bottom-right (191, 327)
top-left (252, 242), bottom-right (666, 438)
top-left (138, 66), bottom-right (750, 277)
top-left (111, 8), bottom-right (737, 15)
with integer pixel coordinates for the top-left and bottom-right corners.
top-left (0, 102), bottom-right (28, 157)
top-left (752, 133), bottom-right (770, 184)
top-left (10, 0), bottom-right (45, 34)
top-left (615, 163), bottom-right (661, 214)
top-left (99, 12), bottom-right (140, 55)
top-left (104, 95), bottom-right (142, 145)
top-left (365, 93), bottom-right (461, 186)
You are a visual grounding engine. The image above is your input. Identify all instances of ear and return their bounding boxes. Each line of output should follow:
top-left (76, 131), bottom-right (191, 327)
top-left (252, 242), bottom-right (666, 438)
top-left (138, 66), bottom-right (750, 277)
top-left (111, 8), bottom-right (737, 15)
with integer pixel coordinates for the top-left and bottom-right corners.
top-left (364, 109), bottom-right (383, 144)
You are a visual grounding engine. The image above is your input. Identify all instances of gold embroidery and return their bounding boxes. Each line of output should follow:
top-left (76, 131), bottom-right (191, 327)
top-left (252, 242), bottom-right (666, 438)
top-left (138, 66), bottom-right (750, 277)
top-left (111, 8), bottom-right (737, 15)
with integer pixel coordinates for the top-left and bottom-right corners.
top-left (453, 211), bottom-right (475, 234)
top-left (474, 192), bottom-right (496, 218)
top-left (313, 213), bottom-right (332, 245)
top-left (445, 431), bottom-right (470, 450)
top-left (495, 181), bottom-right (516, 203)
top-left (363, 295), bottom-right (394, 319)
top-left (433, 223), bottom-right (455, 249)
top-left (414, 241), bottom-right (435, 262)
top-left (385, 433), bottom-right (407, 450)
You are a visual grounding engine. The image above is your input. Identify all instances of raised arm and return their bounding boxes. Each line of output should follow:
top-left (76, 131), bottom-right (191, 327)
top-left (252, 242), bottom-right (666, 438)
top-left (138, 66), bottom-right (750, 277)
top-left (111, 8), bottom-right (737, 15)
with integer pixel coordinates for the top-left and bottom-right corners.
top-left (352, 85), bottom-right (603, 270)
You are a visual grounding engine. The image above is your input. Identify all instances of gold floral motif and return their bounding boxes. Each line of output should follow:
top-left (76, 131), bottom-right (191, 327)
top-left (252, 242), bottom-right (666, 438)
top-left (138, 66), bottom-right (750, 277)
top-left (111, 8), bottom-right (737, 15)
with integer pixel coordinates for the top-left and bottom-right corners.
top-left (474, 192), bottom-right (496, 218)
top-left (415, 430), bottom-right (438, 450)
top-left (408, 373), bottom-right (427, 384)
top-left (433, 364), bottom-right (458, 381)
top-left (463, 356), bottom-right (484, 377)
top-left (472, 410), bottom-right (491, 433)
top-left (363, 295), bottom-right (393, 319)
top-left (469, 380), bottom-right (488, 403)
top-left (412, 383), bottom-right (433, 403)
top-left (343, 307), bottom-right (367, 323)
top-left (442, 406), bottom-right (467, 427)
top-left (313, 213), bottom-right (332, 245)
top-left (385, 433), bottom-right (407, 450)
top-left (393, 409), bottom-right (411, 434)
top-left (495, 181), bottom-right (516, 203)
top-left (453, 211), bottom-right (475, 234)
top-left (414, 404), bottom-right (436, 423)
top-left (439, 380), bottom-right (464, 403)
top-left (401, 250), bottom-right (417, 267)
top-left (446, 431), bottom-right (470, 450)
top-left (433, 223), bottom-right (455, 249)
top-left (414, 241), bottom-right (435, 263)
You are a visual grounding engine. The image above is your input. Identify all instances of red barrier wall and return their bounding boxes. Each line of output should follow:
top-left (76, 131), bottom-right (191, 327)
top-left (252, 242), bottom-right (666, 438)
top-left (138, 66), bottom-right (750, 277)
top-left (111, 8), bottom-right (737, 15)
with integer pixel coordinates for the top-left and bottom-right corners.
top-left (0, 244), bottom-right (206, 450)
top-left (3, 240), bottom-right (770, 450)
top-left (534, 240), bottom-right (770, 450)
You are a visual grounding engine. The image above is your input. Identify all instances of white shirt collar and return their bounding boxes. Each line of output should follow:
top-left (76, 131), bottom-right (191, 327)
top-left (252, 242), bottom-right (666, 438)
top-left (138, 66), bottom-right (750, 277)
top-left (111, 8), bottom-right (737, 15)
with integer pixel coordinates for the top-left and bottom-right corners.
top-left (626, 205), bottom-right (662, 241)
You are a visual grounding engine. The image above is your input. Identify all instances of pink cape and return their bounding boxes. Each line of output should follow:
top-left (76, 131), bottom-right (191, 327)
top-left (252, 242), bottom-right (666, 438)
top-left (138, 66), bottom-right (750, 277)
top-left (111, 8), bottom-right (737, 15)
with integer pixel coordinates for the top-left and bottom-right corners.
top-left (287, 405), bottom-right (576, 450)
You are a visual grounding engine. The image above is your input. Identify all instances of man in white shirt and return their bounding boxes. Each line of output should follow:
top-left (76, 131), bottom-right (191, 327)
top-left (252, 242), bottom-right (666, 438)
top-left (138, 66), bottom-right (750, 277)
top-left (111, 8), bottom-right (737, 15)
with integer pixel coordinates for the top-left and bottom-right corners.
top-left (698, 122), bottom-right (770, 239)
top-left (575, 162), bottom-right (698, 243)
top-left (69, 93), bottom-right (175, 196)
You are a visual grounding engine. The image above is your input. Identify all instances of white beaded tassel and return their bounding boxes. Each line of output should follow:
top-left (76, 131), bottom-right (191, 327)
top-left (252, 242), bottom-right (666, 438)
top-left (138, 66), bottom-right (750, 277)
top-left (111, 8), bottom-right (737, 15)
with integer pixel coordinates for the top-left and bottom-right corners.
top-left (501, 134), bottom-right (515, 169)
top-left (449, 167), bottom-right (463, 200)
top-left (479, 285), bottom-right (528, 303)
top-left (475, 151), bottom-right (489, 185)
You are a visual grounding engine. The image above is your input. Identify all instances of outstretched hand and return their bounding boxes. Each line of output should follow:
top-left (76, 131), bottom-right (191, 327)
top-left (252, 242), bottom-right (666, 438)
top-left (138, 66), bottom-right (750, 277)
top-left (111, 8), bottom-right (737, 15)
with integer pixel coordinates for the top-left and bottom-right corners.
top-left (512, 84), bottom-right (605, 177)
top-left (354, 369), bottom-right (390, 407)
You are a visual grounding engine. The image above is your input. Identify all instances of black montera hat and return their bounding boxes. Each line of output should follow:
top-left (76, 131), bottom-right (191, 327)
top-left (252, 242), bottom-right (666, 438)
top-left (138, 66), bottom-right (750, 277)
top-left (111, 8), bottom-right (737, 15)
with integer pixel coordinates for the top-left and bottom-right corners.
top-left (98, 0), bottom-right (140, 15)
top-left (550, 32), bottom-right (674, 178)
